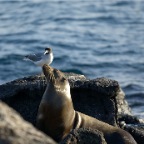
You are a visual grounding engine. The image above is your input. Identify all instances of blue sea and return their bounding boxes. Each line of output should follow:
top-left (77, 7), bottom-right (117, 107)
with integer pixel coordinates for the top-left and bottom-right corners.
top-left (0, 0), bottom-right (144, 119)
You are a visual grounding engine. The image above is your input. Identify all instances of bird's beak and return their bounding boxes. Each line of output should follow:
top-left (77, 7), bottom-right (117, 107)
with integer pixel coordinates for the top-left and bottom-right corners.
top-left (44, 51), bottom-right (47, 55)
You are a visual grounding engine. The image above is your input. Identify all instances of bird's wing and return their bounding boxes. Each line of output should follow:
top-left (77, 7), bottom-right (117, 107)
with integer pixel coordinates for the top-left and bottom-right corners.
top-left (24, 53), bottom-right (42, 62)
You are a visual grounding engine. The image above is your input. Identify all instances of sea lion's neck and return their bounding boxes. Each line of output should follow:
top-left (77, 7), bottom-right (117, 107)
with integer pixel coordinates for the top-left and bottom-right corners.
top-left (42, 82), bottom-right (72, 103)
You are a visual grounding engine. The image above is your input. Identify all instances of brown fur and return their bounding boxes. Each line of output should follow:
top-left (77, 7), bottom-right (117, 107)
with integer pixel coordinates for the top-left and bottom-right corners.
top-left (36, 64), bottom-right (137, 144)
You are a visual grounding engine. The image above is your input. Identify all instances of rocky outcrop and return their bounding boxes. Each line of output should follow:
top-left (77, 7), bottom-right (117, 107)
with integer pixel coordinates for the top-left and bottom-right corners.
top-left (0, 73), bottom-right (144, 144)
top-left (115, 88), bottom-right (144, 144)
top-left (60, 128), bottom-right (107, 144)
top-left (0, 101), bottom-right (56, 144)
top-left (0, 74), bottom-right (118, 126)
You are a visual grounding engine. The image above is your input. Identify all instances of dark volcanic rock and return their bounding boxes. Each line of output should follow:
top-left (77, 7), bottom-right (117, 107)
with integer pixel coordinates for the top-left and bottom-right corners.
top-left (0, 101), bottom-right (56, 144)
top-left (0, 73), bottom-right (143, 143)
top-left (116, 90), bottom-right (144, 144)
top-left (124, 124), bottom-right (144, 144)
top-left (0, 75), bottom-right (46, 125)
top-left (60, 128), bottom-right (107, 144)
top-left (0, 74), bottom-right (118, 126)
top-left (119, 114), bottom-right (142, 125)
top-left (118, 114), bottom-right (144, 144)
top-left (69, 77), bottom-right (120, 126)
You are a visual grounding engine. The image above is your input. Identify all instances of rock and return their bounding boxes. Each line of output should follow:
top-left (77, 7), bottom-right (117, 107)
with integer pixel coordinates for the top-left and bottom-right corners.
top-left (118, 114), bottom-right (144, 144)
top-left (0, 75), bottom-right (118, 126)
top-left (0, 101), bottom-right (57, 144)
top-left (123, 124), bottom-right (144, 144)
top-left (0, 73), bottom-right (143, 143)
top-left (60, 128), bottom-right (107, 144)
top-left (116, 88), bottom-right (132, 116)
top-left (119, 114), bottom-right (142, 125)
top-left (116, 91), bottom-right (144, 144)
top-left (69, 77), bottom-right (120, 126)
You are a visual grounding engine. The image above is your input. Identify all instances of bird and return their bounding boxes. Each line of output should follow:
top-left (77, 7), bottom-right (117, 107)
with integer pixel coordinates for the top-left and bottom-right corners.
top-left (24, 48), bottom-right (53, 66)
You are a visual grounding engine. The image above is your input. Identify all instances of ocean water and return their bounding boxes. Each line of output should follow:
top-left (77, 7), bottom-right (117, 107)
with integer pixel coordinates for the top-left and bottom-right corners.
top-left (0, 0), bottom-right (144, 119)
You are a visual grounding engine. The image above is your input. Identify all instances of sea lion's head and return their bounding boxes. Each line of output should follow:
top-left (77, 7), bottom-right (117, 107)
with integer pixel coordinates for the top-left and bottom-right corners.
top-left (42, 64), bottom-right (70, 94)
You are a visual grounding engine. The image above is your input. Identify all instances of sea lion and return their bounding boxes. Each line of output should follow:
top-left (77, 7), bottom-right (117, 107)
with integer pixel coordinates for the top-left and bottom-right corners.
top-left (36, 64), bottom-right (137, 144)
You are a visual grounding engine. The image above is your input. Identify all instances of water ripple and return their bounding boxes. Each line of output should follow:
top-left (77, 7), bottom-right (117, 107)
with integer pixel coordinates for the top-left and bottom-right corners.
top-left (0, 1), bottom-right (144, 118)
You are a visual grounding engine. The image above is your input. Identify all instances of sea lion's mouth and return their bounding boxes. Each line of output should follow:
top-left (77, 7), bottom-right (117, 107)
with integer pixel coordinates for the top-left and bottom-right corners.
top-left (42, 64), bottom-right (53, 75)
top-left (43, 64), bottom-right (66, 86)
